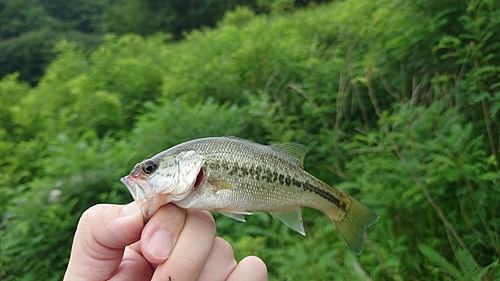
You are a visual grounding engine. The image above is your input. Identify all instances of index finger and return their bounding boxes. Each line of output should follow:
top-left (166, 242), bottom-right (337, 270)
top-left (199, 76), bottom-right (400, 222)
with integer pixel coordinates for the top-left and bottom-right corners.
top-left (140, 203), bottom-right (188, 264)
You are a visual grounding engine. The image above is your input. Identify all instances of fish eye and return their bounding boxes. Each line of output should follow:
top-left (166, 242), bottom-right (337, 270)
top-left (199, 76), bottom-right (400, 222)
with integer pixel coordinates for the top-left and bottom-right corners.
top-left (142, 160), bottom-right (158, 174)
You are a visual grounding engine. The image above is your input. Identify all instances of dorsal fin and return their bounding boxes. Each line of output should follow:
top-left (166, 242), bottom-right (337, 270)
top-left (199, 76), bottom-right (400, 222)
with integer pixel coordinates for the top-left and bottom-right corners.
top-left (270, 143), bottom-right (306, 168)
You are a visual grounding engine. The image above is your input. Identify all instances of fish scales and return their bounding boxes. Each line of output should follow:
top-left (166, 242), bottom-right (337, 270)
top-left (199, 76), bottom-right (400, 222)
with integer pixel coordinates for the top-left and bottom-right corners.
top-left (121, 136), bottom-right (378, 254)
top-left (167, 137), bottom-right (340, 212)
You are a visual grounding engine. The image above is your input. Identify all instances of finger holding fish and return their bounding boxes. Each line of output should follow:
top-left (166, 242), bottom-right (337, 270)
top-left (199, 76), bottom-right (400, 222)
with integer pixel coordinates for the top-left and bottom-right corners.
top-left (145, 206), bottom-right (266, 281)
top-left (151, 209), bottom-right (216, 281)
top-left (140, 203), bottom-right (187, 263)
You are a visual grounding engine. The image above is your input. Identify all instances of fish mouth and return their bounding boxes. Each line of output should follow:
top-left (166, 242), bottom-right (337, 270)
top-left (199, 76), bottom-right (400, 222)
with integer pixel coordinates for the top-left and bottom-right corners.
top-left (120, 175), bottom-right (169, 221)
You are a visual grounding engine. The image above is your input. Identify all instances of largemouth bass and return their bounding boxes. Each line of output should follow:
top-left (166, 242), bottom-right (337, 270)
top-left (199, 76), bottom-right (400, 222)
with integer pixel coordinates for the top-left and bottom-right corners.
top-left (121, 137), bottom-right (378, 254)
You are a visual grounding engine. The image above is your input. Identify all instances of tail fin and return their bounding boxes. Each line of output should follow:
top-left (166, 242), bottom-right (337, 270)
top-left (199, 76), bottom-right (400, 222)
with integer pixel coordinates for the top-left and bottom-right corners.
top-left (330, 195), bottom-right (378, 254)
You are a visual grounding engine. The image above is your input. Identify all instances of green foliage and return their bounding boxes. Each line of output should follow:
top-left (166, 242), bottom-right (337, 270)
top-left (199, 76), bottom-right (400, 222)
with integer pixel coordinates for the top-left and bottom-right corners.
top-left (1, 188), bottom-right (79, 281)
top-left (0, 28), bottom-right (60, 84)
top-left (419, 244), bottom-right (499, 280)
top-left (1, 0), bottom-right (500, 280)
top-left (10, 35), bottom-right (167, 138)
top-left (128, 100), bottom-right (248, 157)
top-left (0, 0), bottom-right (55, 38)
top-left (103, 0), bottom-right (251, 38)
top-left (0, 0), bottom-right (333, 84)
top-left (343, 102), bottom-right (500, 279)
top-left (419, 244), bottom-right (463, 280)
top-left (0, 73), bottom-right (30, 135)
top-left (38, 0), bottom-right (104, 33)
top-left (0, 0), bottom-right (103, 84)
top-left (218, 6), bottom-right (256, 27)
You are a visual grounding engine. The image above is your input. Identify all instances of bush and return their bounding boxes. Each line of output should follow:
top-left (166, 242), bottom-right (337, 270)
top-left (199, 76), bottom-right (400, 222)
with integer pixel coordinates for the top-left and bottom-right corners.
top-left (1, 0), bottom-right (499, 279)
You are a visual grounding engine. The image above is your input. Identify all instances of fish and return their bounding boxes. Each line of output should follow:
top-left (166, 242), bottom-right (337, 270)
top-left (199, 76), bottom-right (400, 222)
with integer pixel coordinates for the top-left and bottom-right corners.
top-left (121, 136), bottom-right (378, 254)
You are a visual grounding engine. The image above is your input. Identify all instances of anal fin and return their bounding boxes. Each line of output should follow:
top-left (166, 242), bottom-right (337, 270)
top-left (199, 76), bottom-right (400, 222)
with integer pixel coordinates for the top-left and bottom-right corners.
top-left (269, 209), bottom-right (305, 235)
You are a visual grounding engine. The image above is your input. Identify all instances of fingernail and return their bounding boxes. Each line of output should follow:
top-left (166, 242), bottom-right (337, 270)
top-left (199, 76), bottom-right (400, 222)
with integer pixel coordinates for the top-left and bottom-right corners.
top-left (122, 202), bottom-right (141, 217)
top-left (148, 229), bottom-right (173, 259)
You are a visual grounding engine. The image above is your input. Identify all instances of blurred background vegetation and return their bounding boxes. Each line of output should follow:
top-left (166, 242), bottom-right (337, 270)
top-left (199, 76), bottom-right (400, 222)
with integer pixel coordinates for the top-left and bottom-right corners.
top-left (0, 0), bottom-right (499, 280)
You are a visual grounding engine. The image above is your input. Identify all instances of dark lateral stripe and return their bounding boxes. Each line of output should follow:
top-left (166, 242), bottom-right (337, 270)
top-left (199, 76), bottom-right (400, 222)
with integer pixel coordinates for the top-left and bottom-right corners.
top-left (291, 178), bottom-right (341, 207)
top-left (211, 161), bottom-right (342, 208)
top-left (256, 165), bottom-right (342, 207)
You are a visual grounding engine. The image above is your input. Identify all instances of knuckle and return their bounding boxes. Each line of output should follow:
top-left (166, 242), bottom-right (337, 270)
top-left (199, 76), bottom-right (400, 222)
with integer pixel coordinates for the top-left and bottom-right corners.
top-left (213, 237), bottom-right (235, 262)
top-left (79, 204), bottom-right (105, 226)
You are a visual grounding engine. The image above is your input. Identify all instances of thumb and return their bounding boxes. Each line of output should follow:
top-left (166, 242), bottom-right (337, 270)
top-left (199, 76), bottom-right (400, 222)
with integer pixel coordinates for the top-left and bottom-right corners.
top-left (64, 203), bottom-right (144, 281)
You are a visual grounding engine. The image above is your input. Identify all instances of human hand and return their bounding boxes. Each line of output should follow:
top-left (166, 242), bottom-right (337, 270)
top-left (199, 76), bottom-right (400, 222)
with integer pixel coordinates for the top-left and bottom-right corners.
top-left (64, 202), bottom-right (267, 281)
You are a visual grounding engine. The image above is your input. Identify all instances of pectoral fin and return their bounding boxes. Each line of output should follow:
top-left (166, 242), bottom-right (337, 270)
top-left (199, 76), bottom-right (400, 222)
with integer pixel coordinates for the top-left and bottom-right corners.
top-left (269, 209), bottom-right (305, 235)
top-left (210, 179), bottom-right (235, 193)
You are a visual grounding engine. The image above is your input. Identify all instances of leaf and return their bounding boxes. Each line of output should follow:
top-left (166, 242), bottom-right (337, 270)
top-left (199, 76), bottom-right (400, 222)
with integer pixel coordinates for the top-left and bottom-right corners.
top-left (456, 249), bottom-right (480, 281)
top-left (418, 244), bottom-right (463, 279)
